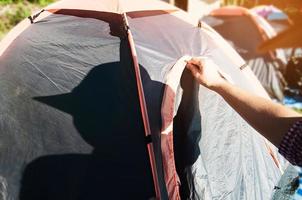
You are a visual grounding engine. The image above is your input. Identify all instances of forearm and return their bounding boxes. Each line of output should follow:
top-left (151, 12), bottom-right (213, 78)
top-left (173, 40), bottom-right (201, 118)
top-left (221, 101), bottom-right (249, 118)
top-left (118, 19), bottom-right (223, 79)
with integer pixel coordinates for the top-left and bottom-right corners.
top-left (212, 81), bottom-right (302, 147)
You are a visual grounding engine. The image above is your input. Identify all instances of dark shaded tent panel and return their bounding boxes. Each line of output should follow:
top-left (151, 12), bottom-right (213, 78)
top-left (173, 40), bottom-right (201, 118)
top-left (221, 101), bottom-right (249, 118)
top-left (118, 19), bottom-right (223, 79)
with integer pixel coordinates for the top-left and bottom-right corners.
top-left (0, 13), bottom-right (157, 200)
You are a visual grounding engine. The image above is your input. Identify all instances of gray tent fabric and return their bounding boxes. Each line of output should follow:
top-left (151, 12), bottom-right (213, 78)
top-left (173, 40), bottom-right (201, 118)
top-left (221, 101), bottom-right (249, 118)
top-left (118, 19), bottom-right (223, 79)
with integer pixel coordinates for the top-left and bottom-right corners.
top-left (272, 165), bottom-right (299, 200)
top-left (128, 11), bottom-right (285, 199)
top-left (247, 58), bottom-right (284, 99)
top-left (0, 14), bottom-right (157, 200)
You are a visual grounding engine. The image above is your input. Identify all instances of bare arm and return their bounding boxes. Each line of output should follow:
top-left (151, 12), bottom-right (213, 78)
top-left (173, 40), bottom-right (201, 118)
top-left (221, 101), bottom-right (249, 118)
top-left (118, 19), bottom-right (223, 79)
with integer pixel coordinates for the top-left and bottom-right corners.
top-left (186, 58), bottom-right (302, 147)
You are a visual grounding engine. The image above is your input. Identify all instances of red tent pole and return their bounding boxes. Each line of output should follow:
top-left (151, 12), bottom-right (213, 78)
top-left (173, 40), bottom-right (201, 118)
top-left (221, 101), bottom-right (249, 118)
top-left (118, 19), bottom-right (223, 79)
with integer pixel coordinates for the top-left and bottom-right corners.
top-left (122, 13), bottom-right (161, 200)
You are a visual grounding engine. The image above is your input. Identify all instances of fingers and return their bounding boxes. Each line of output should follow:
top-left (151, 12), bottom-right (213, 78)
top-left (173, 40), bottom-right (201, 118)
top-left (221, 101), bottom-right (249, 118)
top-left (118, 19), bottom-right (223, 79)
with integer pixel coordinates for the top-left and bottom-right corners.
top-left (188, 58), bottom-right (202, 67)
top-left (186, 61), bottom-right (201, 79)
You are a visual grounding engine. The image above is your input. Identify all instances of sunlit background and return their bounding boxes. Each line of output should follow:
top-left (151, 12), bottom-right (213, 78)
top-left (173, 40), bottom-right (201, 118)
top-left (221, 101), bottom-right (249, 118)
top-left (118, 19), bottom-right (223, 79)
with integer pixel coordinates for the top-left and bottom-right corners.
top-left (0, 0), bottom-right (301, 39)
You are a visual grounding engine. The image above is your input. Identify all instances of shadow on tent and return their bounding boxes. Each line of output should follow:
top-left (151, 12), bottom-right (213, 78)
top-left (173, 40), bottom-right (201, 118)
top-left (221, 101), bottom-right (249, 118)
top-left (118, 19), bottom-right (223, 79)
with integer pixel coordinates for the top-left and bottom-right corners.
top-left (18, 54), bottom-right (201, 200)
top-left (19, 61), bottom-right (156, 199)
top-left (0, 7), bottom-right (206, 199)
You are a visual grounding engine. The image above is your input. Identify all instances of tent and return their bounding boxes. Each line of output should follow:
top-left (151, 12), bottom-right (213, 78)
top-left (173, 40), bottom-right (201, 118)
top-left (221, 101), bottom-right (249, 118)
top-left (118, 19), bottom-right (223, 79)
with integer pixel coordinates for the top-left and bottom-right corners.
top-left (202, 6), bottom-right (287, 101)
top-left (258, 21), bottom-right (302, 51)
top-left (252, 5), bottom-right (288, 21)
top-left (0, 0), bottom-right (287, 199)
top-left (251, 5), bottom-right (291, 34)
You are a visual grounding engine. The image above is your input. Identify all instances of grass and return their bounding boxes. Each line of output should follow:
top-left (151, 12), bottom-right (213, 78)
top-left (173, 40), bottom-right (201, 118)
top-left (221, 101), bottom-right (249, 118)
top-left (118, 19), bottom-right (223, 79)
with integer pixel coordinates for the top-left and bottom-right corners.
top-left (0, 0), bottom-right (54, 39)
top-left (0, 0), bottom-right (54, 6)
top-left (293, 108), bottom-right (302, 114)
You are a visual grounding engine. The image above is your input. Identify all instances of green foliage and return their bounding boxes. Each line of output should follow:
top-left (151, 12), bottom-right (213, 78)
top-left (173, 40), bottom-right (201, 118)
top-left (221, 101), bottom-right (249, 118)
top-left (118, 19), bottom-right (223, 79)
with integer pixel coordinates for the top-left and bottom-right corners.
top-left (0, 0), bottom-right (54, 6)
top-left (0, 3), bottom-right (31, 38)
top-left (0, 0), bottom-right (54, 39)
top-left (293, 108), bottom-right (302, 114)
top-left (7, 3), bottom-right (31, 25)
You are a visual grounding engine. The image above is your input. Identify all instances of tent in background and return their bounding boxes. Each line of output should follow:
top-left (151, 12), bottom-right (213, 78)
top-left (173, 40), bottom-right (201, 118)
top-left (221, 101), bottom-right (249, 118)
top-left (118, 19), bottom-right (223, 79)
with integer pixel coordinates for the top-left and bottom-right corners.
top-left (202, 6), bottom-right (287, 100)
top-left (251, 5), bottom-right (291, 34)
top-left (259, 23), bottom-right (302, 100)
top-left (258, 21), bottom-right (302, 51)
top-left (251, 5), bottom-right (292, 33)
top-left (0, 0), bottom-right (286, 199)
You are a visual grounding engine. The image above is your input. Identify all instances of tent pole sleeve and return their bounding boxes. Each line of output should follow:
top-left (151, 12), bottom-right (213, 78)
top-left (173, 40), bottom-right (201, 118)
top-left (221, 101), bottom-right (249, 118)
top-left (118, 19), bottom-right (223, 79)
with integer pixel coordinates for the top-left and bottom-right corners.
top-left (122, 13), bottom-right (161, 200)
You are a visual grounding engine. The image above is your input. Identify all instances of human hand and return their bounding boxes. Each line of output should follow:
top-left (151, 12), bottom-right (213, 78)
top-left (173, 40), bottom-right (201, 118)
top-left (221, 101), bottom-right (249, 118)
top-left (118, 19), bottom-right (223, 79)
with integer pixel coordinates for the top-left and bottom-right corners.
top-left (185, 57), bottom-right (227, 89)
